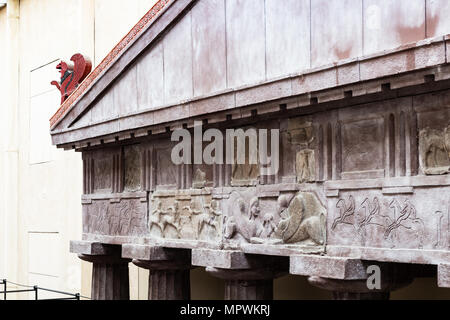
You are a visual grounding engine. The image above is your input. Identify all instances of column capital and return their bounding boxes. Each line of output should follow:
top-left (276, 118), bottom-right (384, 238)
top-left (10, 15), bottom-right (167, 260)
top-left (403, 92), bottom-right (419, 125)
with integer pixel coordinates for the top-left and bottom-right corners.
top-left (206, 266), bottom-right (286, 281)
top-left (72, 241), bottom-right (130, 264)
top-left (122, 244), bottom-right (192, 270)
top-left (122, 245), bottom-right (192, 300)
top-left (70, 241), bottom-right (130, 300)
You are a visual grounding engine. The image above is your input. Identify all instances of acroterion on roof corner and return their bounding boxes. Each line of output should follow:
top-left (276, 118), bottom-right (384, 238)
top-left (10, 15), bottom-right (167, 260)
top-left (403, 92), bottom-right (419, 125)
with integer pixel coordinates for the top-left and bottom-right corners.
top-left (49, 0), bottom-right (173, 129)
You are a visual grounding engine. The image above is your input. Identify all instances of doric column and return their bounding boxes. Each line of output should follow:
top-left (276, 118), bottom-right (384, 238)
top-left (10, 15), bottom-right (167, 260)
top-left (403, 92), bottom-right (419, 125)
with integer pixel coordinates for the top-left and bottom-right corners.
top-left (122, 245), bottom-right (192, 300)
top-left (71, 241), bottom-right (130, 300)
top-left (193, 249), bottom-right (288, 300)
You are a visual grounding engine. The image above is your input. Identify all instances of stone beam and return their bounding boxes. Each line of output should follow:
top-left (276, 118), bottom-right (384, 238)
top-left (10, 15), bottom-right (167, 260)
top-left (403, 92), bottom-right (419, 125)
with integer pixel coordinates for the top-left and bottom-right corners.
top-left (290, 255), bottom-right (368, 280)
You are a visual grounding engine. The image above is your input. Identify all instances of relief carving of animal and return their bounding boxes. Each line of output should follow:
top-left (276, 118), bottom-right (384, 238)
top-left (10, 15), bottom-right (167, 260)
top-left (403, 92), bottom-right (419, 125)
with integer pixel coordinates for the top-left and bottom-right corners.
top-left (275, 192), bottom-right (326, 245)
top-left (331, 195), bottom-right (356, 230)
top-left (385, 199), bottom-right (424, 249)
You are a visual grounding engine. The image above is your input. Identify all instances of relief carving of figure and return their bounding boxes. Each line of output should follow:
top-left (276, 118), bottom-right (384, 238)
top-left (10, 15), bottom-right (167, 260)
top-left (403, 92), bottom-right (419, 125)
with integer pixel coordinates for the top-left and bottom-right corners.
top-left (183, 199), bottom-right (204, 239)
top-left (161, 200), bottom-right (181, 238)
top-left (150, 200), bottom-right (164, 235)
top-left (296, 149), bottom-right (316, 183)
top-left (288, 118), bottom-right (316, 183)
top-left (224, 194), bottom-right (270, 243)
top-left (419, 125), bottom-right (450, 175)
top-left (197, 200), bottom-right (222, 238)
top-left (275, 192), bottom-right (326, 245)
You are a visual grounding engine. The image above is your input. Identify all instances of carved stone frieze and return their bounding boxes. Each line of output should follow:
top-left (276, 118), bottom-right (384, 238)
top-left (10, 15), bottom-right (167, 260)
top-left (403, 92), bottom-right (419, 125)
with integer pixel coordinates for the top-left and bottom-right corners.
top-left (275, 192), bottom-right (326, 246)
top-left (223, 189), bottom-right (327, 249)
top-left (149, 191), bottom-right (222, 242)
top-left (328, 189), bottom-right (450, 250)
top-left (83, 198), bottom-right (148, 237)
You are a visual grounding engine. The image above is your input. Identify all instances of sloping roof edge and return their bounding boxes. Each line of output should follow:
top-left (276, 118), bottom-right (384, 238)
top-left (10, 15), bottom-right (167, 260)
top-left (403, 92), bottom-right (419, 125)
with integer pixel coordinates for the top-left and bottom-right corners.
top-left (49, 0), bottom-right (173, 128)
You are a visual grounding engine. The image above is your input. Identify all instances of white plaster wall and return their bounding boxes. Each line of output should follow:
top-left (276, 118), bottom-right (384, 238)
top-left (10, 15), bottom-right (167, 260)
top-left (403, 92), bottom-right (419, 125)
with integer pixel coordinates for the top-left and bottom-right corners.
top-left (0, 6), bottom-right (7, 285)
top-left (14, 0), bottom-right (94, 298)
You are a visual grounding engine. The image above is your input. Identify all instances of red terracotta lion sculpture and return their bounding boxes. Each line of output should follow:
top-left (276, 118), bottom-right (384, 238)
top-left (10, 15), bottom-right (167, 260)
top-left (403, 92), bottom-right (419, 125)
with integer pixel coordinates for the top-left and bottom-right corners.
top-left (51, 53), bottom-right (92, 104)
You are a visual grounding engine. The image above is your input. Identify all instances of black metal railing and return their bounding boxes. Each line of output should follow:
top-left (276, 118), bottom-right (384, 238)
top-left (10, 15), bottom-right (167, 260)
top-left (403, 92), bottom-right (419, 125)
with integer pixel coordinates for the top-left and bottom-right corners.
top-left (0, 279), bottom-right (88, 300)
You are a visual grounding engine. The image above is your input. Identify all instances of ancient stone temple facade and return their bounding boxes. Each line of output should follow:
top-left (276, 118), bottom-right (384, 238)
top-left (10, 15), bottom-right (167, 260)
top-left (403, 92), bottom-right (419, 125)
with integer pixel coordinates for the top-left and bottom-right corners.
top-left (50, 0), bottom-right (450, 299)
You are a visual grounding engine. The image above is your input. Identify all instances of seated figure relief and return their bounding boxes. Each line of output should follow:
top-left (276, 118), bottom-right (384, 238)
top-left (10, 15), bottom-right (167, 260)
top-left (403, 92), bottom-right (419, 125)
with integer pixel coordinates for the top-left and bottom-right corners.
top-left (224, 195), bottom-right (268, 243)
top-left (419, 125), bottom-right (450, 175)
top-left (223, 191), bottom-right (326, 247)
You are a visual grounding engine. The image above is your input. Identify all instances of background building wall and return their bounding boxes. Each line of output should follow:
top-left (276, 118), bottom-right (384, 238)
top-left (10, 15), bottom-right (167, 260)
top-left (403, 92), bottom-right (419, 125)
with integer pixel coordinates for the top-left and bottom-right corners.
top-left (1, 0), bottom-right (450, 300)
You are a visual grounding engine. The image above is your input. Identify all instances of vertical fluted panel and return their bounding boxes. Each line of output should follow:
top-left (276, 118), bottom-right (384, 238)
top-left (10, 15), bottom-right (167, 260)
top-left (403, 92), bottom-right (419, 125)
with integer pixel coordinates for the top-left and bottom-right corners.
top-left (91, 263), bottom-right (130, 300)
top-left (224, 280), bottom-right (273, 300)
top-left (148, 269), bottom-right (190, 300)
top-left (332, 292), bottom-right (390, 300)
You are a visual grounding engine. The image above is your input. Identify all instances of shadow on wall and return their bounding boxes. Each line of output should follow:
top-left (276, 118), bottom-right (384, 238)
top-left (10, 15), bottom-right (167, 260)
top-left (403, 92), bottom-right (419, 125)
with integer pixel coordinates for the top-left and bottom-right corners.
top-left (392, 278), bottom-right (450, 300)
top-left (190, 269), bottom-right (331, 300)
top-left (190, 268), bottom-right (450, 300)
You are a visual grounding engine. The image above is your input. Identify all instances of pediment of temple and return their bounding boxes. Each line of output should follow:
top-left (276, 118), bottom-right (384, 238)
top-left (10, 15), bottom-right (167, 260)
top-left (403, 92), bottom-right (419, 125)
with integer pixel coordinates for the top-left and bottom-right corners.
top-left (49, 0), bottom-right (450, 151)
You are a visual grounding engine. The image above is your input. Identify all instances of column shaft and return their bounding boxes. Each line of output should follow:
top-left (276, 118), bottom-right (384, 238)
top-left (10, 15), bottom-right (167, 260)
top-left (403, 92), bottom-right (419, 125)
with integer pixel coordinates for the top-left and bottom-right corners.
top-left (91, 262), bottom-right (130, 300)
top-left (225, 279), bottom-right (273, 300)
top-left (149, 269), bottom-right (191, 300)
